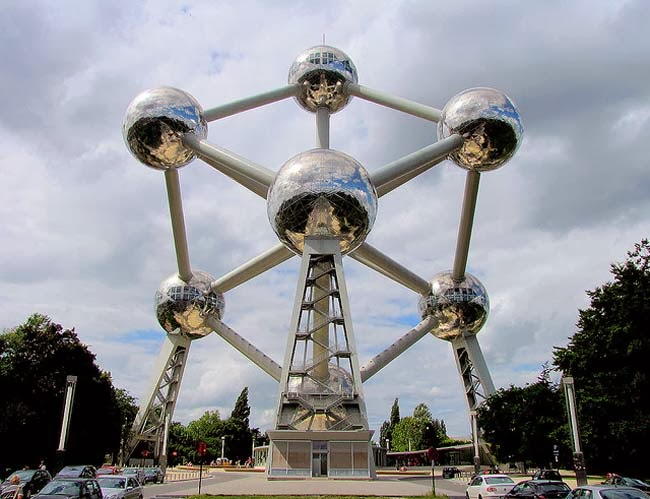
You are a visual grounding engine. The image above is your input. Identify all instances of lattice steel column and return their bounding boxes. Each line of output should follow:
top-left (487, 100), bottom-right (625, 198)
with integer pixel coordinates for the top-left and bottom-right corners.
top-left (275, 237), bottom-right (368, 431)
top-left (124, 334), bottom-right (191, 468)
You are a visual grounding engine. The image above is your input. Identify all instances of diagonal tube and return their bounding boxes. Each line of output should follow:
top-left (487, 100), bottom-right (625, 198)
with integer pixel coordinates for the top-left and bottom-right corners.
top-left (372, 134), bottom-right (464, 197)
top-left (204, 84), bottom-right (300, 122)
top-left (164, 169), bottom-right (193, 283)
top-left (452, 170), bottom-right (481, 281)
top-left (205, 315), bottom-right (282, 382)
top-left (182, 135), bottom-right (274, 199)
top-left (350, 242), bottom-right (431, 295)
top-left (360, 316), bottom-right (438, 381)
top-left (345, 82), bottom-right (442, 122)
top-left (211, 243), bottom-right (294, 293)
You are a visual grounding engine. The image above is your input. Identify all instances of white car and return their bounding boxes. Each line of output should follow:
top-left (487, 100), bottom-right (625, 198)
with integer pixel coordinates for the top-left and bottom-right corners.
top-left (466, 474), bottom-right (516, 499)
top-left (96, 476), bottom-right (143, 499)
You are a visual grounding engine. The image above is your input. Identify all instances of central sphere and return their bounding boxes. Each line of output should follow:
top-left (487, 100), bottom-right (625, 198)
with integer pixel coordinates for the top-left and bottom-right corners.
top-left (155, 270), bottom-right (225, 339)
top-left (288, 45), bottom-right (358, 113)
top-left (267, 148), bottom-right (377, 255)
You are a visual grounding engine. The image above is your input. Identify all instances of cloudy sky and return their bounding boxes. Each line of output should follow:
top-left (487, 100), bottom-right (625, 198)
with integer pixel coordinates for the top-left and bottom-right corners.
top-left (1, 0), bottom-right (649, 442)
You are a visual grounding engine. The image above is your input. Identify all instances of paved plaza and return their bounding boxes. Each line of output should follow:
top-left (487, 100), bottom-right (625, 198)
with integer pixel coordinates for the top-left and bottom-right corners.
top-left (151, 468), bottom-right (468, 497)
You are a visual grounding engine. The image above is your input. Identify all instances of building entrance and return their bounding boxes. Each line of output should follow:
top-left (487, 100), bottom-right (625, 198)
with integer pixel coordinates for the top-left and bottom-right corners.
top-left (312, 441), bottom-right (328, 477)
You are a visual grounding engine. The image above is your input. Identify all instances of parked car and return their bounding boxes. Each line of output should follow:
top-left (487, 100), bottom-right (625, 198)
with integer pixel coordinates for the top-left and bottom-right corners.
top-left (532, 470), bottom-right (563, 481)
top-left (33, 478), bottom-right (102, 499)
top-left (54, 467), bottom-right (96, 480)
top-left (443, 466), bottom-right (461, 479)
top-left (466, 473), bottom-right (516, 499)
top-left (96, 475), bottom-right (142, 499)
top-left (118, 471), bottom-right (143, 487)
top-left (602, 477), bottom-right (650, 492)
top-left (567, 485), bottom-right (650, 499)
top-left (506, 480), bottom-right (571, 499)
top-left (95, 468), bottom-right (120, 477)
top-left (142, 468), bottom-right (164, 484)
top-left (1, 470), bottom-right (52, 499)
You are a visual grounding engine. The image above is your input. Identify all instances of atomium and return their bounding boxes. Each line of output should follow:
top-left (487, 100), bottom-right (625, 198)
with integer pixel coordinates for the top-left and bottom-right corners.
top-left (288, 45), bottom-right (358, 113)
top-left (438, 87), bottom-right (523, 171)
top-left (123, 87), bottom-right (207, 170)
top-left (418, 271), bottom-right (489, 340)
top-left (123, 44), bottom-right (524, 475)
top-left (267, 148), bottom-right (377, 255)
top-left (155, 270), bottom-right (225, 339)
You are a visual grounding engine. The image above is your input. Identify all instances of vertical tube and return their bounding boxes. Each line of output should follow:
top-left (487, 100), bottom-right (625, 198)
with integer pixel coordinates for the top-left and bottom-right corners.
top-left (164, 169), bottom-right (193, 283)
top-left (316, 107), bottom-right (330, 149)
top-left (452, 171), bottom-right (481, 281)
top-left (313, 110), bottom-right (331, 382)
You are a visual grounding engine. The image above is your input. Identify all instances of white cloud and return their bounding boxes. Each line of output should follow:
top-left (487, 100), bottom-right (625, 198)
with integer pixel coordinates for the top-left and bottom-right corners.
top-left (1, 0), bottom-right (648, 442)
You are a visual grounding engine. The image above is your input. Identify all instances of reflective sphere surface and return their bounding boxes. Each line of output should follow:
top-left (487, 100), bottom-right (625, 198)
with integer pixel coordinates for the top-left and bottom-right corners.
top-left (438, 87), bottom-right (523, 171)
top-left (418, 271), bottom-right (489, 340)
top-left (267, 149), bottom-right (377, 255)
top-left (123, 87), bottom-right (207, 170)
top-left (155, 270), bottom-right (225, 339)
top-left (288, 45), bottom-right (358, 113)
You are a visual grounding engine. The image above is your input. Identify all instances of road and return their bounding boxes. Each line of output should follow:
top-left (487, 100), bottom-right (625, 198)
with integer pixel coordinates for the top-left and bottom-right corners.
top-left (143, 470), bottom-right (469, 497)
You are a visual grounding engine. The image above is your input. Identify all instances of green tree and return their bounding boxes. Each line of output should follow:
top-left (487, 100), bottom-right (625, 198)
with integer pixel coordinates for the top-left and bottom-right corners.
top-left (0, 314), bottom-right (129, 472)
top-left (187, 410), bottom-right (223, 462)
top-left (553, 239), bottom-right (650, 475)
top-left (391, 416), bottom-right (422, 451)
top-left (477, 366), bottom-right (569, 469)
top-left (227, 387), bottom-right (252, 463)
top-left (379, 398), bottom-right (400, 448)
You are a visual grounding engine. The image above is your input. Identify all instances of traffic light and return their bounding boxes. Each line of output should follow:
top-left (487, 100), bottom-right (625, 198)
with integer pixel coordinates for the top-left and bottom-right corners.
top-left (197, 441), bottom-right (208, 456)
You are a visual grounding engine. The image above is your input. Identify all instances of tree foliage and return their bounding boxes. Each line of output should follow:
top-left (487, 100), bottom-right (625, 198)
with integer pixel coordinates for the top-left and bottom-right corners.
top-left (553, 239), bottom-right (650, 475)
top-left (0, 314), bottom-right (136, 472)
top-left (379, 398), bottom-right (400, 448)
top-left (477, 366), bottom-right (567, 468)
top-left (388, 403), bottom-right (448, 452)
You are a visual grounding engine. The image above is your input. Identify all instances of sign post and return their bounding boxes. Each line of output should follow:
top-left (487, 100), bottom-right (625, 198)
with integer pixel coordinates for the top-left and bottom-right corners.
top-left (427, 447), bottom-right (438, 496)
top-left (197, 441), bottom-right (207, 494)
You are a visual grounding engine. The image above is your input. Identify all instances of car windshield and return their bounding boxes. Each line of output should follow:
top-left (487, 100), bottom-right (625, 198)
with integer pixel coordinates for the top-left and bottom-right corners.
top-left (3, 471), bottom-right (36, 484)
top-left (626, 479), bottom-right (648, 486)
top-left (486, 477), bottom-right (515, 484)
top-left (539, 483), bottom-right (570, 493)
top-left (601, 490), bottom-right (650, 499)
top-left (97, 478), bottom-right (125, 489)
top-left (57, 467), bottom-right (83, 476)
top-left (123, 470), bottom-right (135, 475)
top-left (39, 480), bottom-right (81, 495)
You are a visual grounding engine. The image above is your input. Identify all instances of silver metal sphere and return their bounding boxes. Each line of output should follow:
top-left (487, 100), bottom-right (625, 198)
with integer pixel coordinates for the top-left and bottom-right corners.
top-left (418, 271), bottom-right (489, 340)
top-left (267, 148), bottom-right (377, 255)
top-left (123, 87), bottom-right (207, 170)
top-left (288, 45), bottom-right (358, 113)
top-left (438, 87), bottom-right (523, 171)
top-left (155, 270), bottom-right (225, 339)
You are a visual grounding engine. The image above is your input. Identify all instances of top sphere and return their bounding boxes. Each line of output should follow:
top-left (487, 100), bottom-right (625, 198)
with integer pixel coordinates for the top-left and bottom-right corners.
top-left (267, 148), bottom-right (377, 255)
top-left (155, 270), bottom-right (225, 339)
top-left (288, 45), bottom-right (358, 113)
top-left (418, 271), bottom-right (489, 340)
top-left (437, 87), bottom-right (523, 171)
top-left (123, 87), bottom-right (207, 170)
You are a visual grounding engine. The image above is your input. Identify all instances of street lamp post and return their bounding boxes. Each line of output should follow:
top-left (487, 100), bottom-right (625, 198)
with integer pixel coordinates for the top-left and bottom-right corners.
top-left (562, 376), bottom-right (587, 486)
top-left (221, 436), bottom-right (226, 462)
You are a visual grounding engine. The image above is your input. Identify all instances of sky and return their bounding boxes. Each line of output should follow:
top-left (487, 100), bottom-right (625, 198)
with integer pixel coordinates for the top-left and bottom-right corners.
top-left (1, 0), bottom-right (649, 443)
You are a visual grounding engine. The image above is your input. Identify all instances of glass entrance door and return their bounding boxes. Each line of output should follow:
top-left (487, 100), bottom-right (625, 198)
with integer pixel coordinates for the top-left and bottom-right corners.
top-left (312, 441), bottom-right (328, 477)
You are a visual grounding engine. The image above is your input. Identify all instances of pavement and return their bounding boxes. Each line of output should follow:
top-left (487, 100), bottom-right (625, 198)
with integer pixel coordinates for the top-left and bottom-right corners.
top-left (148, 468), bottom-right (468, 497)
